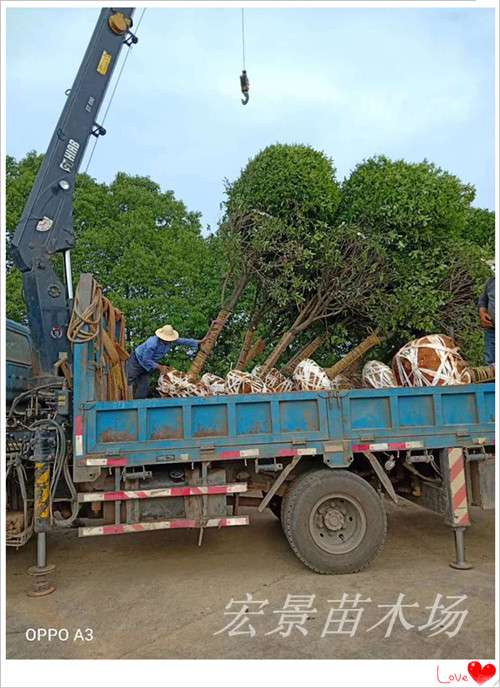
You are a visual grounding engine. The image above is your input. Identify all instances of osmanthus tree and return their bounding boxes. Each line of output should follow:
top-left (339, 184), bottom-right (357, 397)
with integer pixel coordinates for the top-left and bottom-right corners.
top-left (338, 155), bottom-right (492, 365)
top-left (256, 224), bottom-right (389, 377)
top-left (187, 143), bottom-right (343, 378)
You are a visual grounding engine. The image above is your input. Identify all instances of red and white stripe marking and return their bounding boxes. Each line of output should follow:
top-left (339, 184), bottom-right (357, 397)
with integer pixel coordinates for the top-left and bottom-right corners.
top-left (78, 483), bottom-right (247, 503)
top-left (78, 516), bottom-right (249, 537)
top-left (74, 416), bottom-right (83, 457)
top-left (278, 447), bottom-right (317, 457)
top-left (84, 457), bottom-right (128, 467)
top-left (218, 448), bottom-right (260, 459)
top-left (447, 447), bottom-right (470, 527)
top-left (352, 441), bottom-right (424, 452)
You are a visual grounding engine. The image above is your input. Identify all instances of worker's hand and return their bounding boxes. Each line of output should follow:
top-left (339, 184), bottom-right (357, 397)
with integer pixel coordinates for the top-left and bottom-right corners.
top-left (157, 365), bottom-right (170, 377)
top-left (479, 307), bottom-right (493, 328)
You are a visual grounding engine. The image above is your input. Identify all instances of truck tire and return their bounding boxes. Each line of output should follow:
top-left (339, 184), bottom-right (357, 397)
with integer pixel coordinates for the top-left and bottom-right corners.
top-left (281, 469), bottom-right (387, 574)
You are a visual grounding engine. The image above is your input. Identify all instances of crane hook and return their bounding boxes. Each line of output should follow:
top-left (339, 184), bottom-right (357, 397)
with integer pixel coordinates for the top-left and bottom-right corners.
top-left (240, 70), bottom-right (249, 105)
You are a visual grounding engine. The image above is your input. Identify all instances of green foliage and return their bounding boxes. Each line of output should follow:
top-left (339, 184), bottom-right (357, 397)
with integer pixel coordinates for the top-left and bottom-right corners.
top-left (225, 143), bottom-right (342, 226)
top-left (5, 153), bottom-right (45, 321)
top-left (339, 155), bottom-right (475, 250)
top-left (463, 207), bottom-right (496, 253)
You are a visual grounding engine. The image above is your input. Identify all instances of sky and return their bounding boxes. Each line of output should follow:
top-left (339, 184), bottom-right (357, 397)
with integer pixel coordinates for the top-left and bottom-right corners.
top-left (6, 6), bottom-right (496, 232)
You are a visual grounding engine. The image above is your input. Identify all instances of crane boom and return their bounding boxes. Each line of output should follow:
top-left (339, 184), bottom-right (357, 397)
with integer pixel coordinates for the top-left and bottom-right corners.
top-left (11, 8), bottom-right (136, 378)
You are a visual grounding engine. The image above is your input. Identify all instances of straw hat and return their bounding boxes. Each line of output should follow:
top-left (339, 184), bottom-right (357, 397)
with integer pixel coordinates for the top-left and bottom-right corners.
top-left (155, 324), bottom-right (179, 342)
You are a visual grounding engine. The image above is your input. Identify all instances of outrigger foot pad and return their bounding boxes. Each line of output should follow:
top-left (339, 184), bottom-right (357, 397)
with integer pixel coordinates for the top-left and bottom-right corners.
top-left (27, 564), bottom-right (56, 597)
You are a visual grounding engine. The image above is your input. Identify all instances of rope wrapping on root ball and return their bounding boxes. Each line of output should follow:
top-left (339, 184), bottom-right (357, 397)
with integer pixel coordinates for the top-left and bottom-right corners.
top-left (225, 370), bottom-right (268, 395)
top-left (362, 360), bottom-right (397, 389)
top-left (392, 335), bottom-right (471, 387)
top-left (201, 373), bottom-right (226, 395)
top-left (466, 364), bottom-right (495, 383)
top-left (292, 359), bottom-right (332, 391)
top-left (252, 366), bottom-right (294, 393)
top-left (158, 369), bottom-right (209, 398)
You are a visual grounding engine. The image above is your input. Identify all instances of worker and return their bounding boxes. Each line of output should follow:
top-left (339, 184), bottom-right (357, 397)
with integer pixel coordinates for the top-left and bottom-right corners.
top-left (478, 265), bottom-right (495, 365)
top-left (126, 325), bottom-right (201, 399)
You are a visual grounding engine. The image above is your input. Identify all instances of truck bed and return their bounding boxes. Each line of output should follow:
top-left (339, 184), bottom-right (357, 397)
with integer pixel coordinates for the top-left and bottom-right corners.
top-left (73, 383), bottom-right (495, 473)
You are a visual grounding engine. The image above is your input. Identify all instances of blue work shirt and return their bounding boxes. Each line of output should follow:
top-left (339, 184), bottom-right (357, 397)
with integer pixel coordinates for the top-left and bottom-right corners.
top-left (134, 335), bottom-right (200, 372)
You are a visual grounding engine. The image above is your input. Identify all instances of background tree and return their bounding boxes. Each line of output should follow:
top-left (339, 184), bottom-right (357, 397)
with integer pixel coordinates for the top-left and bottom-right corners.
top-left (5, 153), bottom-right (222, 372)
top-left (463, 207), bottom-right (496, 254)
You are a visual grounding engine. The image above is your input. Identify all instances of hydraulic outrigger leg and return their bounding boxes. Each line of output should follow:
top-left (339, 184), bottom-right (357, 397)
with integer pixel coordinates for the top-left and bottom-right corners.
top-left (442, 448), bottom-right (473, 571)
top-left (450, 526), bottom-right (473, 571)
top-left (28, 456), bottom-right (55, 596)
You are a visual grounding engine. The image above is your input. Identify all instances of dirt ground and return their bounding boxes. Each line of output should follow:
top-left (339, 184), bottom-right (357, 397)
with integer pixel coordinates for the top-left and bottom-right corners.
top-left (5, 501), bottom-right (495, 660)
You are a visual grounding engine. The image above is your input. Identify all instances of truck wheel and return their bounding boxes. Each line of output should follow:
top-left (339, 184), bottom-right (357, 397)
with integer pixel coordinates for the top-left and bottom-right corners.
top-left (281, 469), bottom-right (387, 574)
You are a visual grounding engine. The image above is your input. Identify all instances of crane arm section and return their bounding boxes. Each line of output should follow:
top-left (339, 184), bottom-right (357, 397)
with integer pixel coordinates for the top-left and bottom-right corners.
top-left (11, 8), bottom-right (136, 377)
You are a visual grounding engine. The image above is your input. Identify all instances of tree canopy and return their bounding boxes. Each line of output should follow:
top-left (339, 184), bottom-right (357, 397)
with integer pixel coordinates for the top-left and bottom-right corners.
top-left (220, 144), bottom-right (343, 308)
top-left (339, 155), bottom-right (475, 249)
top-left (225, 143), bottom-right (342, 226)
top-left (337, 155), bottom-right (491, 362)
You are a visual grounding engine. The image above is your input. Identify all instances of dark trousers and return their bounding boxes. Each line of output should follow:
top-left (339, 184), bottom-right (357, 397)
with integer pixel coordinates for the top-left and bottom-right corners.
top-left (126, 353), bottom-right (152, 399)
top-left (484, 327), bottom-right (495, 365)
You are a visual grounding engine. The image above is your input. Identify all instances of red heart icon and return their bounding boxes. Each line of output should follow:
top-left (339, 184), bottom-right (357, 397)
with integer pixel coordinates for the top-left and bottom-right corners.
top-left (468, 661), bottom-right (496, 685)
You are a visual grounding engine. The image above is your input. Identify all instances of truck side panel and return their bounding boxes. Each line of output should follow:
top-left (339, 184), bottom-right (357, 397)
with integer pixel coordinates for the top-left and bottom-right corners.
top-left (75, 392), bottom-right (333, 470)
top-left (340, 385), bottom-right (495, 447)
top-left (74, 381), bottom-right (494, 474)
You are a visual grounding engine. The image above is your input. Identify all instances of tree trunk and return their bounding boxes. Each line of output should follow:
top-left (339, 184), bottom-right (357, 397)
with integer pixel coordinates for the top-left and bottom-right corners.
top-left (236, 328), bottom-right (256, 370)
top-left (281, 335), bottom-right (326, 376)
top-left (257, 303), bottom-right (314, 378)
top-left (244, 337), bottom-right (265, 369)
top-left (188, 274), bottom-right (249, 380)
top-left (258, 329), bottom-right (298, 378)
top-left (325, 332), bottom-right (381, 380)
top-left (235, 303), bottom-right (266, 370)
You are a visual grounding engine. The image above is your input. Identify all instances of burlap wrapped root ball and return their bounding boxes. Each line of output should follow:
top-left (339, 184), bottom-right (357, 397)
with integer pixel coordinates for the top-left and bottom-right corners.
top-left (293, 359), bottom-right (332, 391)
top-left (362, 360), bottom-right (397, 388)
top-left (201, 373), bottom-right (226, 395)
top-left (158, 368), bottom-right (208, 398)
top-left (392, 334), bottom-right (471, 387)
top-left (225, 370), bottom-right (269, 395)
top-left (252, 366), bottom-right (294, 393)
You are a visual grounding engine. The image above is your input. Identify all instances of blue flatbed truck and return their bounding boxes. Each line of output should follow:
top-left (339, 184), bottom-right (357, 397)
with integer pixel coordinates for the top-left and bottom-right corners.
top-left (70, 307), bottom-right (495, 575)
top-left (5, 7), bottom-right (496, 595)
top-left (6, 311), bottom-right (495, 585)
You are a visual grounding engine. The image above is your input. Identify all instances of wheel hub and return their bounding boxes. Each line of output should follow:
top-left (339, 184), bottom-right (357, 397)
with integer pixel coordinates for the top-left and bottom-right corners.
top-left (309, 493), bottom-right (367, 555)
top-left (322, 507), bottom-right (345, 531)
